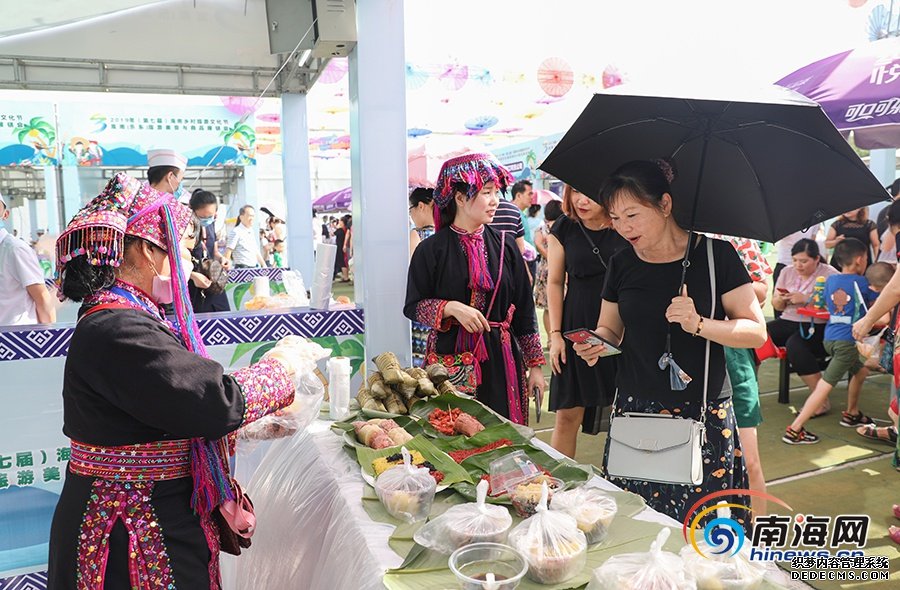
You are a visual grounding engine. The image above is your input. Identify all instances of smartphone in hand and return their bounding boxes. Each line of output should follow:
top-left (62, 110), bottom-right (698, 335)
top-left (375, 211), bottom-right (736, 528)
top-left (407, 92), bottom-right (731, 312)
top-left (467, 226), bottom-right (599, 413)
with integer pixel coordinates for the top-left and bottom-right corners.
top-left (563, 329), bottom-right (622, 357)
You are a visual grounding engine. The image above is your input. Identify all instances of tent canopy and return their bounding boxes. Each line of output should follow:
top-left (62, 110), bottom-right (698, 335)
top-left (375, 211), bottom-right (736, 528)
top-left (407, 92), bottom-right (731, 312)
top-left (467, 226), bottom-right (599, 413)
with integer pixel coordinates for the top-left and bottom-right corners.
top-left (0, 0), bottom-right (328, 96)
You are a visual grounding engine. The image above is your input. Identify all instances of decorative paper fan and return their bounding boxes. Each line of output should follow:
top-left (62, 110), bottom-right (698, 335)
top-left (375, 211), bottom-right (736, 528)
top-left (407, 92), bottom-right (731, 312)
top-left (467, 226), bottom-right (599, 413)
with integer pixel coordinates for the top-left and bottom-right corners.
top-left (868, 4), bottom-right (891, 40)
top-left (438, 64), bottom-right (469, 91)
top-left (406, 64), bottom-right (430, 90)
top-left (464, 116), bottom-right (499, 131)
top-left (319, 58), bottom-right (348, 84)
top-left (537, 57), bottom-right (574, 97)
top-left (470, 67), bottom-right (493, 85)
top-left (602, 65), bottom-right (624, 89)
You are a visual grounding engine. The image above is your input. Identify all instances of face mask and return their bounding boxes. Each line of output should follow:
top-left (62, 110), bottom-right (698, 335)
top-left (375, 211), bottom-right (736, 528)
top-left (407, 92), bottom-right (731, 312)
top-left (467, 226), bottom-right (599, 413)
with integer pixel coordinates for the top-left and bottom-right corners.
top-left (148, 259), bottom-right (175, 305)
top-left (198, 216), bottom-right (216, 227)
top-left (169, 176), bottom-right (186, 200)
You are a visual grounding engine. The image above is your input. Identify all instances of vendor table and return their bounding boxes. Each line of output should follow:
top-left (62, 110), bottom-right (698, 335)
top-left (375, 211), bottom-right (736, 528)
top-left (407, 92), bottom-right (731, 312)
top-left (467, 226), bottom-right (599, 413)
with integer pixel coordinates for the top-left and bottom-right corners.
top-left (0, 306), bottom-right (364, 588)
top-left (231, 419), bottom-right (808, 590)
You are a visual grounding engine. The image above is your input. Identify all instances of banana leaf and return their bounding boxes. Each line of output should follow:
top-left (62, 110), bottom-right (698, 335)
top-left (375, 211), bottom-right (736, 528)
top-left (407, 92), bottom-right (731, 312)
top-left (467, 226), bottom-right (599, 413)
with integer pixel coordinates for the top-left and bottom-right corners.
top-left (427, 422), bottom-right (533, 454)
top-left (451, 444), bottom-right (593, 505)
top-left (355, 434), bottom-right (473, 486)
top-left (331, 415), bottom-right (425, 450)
top-left (408, 392), bottom-right (533, 440)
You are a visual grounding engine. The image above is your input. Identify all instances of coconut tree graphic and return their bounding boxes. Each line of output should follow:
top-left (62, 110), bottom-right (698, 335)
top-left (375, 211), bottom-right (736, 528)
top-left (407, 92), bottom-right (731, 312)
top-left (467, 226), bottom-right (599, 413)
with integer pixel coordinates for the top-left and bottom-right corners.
top-left (220, 121), bottom-right (256, 164)
top-left (15, 117), bottom-right (58, 165)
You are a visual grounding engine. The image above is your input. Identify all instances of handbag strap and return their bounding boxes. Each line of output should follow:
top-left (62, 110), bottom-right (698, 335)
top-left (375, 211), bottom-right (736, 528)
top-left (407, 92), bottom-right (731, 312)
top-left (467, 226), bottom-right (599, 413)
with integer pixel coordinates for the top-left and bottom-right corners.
top-left (472, 233), bottom-right (507, 353)
top-left (701, 235), bottom-right (715, 426)
top-left (576, 221), bottom-right (607, 269)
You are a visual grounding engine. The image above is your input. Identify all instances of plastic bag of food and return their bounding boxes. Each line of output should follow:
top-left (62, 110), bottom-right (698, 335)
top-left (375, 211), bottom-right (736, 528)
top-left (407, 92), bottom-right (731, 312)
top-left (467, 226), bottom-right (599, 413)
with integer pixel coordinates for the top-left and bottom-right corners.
top-left (586, 527), bottom-right (693, 590)
top-left (680, 540), bottom-right (766, 590)
top-left (239, 370), bottom-right (325, 442)
top-left (374, 447), bottom-right (437, 523)
top-left (263, 335), bottom-right (331, 379)
top-left (413, 479), bottom-right (512, 554)
top-left (508, 482), bottom-right (587, 584)
top-left (857, 328), bottom-right (887, 371)
top-left (550, 486), bottom-right (618, 544)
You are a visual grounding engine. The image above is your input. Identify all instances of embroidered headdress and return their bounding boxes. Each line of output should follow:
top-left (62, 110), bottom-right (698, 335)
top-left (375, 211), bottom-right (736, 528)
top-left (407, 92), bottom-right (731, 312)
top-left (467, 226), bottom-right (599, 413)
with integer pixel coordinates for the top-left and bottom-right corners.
top-left (433, 152), bottom-right (515, 209)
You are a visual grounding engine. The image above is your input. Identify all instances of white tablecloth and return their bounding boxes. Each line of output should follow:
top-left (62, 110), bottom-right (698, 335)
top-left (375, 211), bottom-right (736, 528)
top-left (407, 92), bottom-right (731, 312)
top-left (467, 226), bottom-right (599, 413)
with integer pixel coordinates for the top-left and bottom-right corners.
top-left (230, 420), bottom-right (806, 590)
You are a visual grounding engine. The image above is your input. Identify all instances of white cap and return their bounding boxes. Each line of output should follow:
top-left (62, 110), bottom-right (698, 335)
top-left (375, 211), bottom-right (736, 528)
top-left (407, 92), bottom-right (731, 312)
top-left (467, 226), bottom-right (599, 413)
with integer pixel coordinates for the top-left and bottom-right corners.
top-left (147, 148), bottom-right (187, 171)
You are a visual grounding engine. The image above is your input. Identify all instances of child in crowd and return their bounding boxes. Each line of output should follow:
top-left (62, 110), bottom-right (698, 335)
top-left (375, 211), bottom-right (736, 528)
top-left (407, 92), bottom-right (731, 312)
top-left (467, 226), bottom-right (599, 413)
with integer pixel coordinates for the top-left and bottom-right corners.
top-left (272, 240), bottom-right (286, 268)
top-left (784, 238), bottom-right (881, 444)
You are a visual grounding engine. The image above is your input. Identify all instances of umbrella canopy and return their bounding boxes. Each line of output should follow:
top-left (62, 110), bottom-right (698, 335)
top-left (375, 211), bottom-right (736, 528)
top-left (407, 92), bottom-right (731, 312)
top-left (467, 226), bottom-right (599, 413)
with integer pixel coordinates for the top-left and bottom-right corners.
top-left (313, 187), bottom-right (351, 213)
top-left (539, 84), bottom-right (889, 244)
top-left (776, 36), bottom-right (900, 149)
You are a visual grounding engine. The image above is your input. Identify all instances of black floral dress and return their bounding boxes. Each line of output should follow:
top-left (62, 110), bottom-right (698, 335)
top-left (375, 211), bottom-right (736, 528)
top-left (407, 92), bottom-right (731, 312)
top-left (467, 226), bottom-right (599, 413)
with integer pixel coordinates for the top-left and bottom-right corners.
top-left (600, 236), bottom-right (752, 532)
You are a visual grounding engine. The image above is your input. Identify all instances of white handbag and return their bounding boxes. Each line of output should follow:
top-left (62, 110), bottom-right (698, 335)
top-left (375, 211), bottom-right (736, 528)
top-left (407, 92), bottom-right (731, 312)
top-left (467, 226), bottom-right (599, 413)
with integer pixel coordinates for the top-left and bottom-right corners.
top-left (606, 237), bottom-right (716, 486)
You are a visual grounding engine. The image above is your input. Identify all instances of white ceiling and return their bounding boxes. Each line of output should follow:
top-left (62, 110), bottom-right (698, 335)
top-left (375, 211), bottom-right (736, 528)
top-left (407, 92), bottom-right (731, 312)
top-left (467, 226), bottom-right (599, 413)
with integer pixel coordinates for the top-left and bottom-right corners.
top-left (0, 0), bottom-right (168, 38)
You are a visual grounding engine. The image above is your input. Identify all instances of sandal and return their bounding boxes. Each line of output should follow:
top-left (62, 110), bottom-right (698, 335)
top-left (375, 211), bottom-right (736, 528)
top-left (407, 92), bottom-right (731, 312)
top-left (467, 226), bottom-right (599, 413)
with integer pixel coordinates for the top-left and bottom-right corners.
top-left (840, 411), bottom-right (875, 428)
top-left (856, 424), bottom-right (898, 445)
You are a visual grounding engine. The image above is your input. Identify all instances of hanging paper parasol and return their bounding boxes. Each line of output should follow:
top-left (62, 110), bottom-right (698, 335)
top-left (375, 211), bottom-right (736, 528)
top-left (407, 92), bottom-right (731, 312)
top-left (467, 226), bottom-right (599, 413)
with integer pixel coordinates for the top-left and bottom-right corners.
top-left (470, 67), bottom-right (493, 86)
top-left (464, 115), bottom-right (499, 131)
top-left (406, 63), bottom-right (430, 90)
top-left (220, 96), bottom-right (258, 117)
top-left (319, 58), bottom-right (348, 84)
top-left (537, 57), bottom-right (574, 97)
top-left (438, 64), bottom-right (469, 91)
top-left (532, 189), bottom-right (561, 206)
top-left (601, 65), bottom-right (624, 89)
top-left (407, 128), bottom-right (432, 138)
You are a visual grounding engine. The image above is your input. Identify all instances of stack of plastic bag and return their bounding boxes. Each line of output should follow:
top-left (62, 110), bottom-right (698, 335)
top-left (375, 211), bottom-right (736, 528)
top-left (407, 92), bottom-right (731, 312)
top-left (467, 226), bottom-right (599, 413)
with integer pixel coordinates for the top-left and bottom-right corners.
top-left (586, 528), bottom-right (694, 590)
top-left (375, 447), bottom-right (437, 523)
top-left (414, 479), bottom-right (512, 553)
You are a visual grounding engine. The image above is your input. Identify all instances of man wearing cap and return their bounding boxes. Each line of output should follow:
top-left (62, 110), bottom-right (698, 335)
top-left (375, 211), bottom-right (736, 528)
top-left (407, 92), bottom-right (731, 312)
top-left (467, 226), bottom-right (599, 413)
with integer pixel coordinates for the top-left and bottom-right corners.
top-left (147, 148), bottom-right (188, 198)
top-left (0, 192), bottom-right (56, 325)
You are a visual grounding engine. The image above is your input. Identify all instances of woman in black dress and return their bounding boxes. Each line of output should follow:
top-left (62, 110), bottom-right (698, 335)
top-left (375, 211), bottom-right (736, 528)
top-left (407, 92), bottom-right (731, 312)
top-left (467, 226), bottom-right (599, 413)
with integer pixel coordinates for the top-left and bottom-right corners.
top-left (333, 217), bottom-right (347, 280)
top-left (405, 153), bottom-right (545, 424)
top-left (826, 207), bottom-right (879, 269)
top-left (188, 189), bottom-right (231, 312)
top-left (48, 173), bottom-right (300, 589)
top-left (547, 185), bottom-right (628, 457)
top-left (574, 160), bottom-right (767, 531)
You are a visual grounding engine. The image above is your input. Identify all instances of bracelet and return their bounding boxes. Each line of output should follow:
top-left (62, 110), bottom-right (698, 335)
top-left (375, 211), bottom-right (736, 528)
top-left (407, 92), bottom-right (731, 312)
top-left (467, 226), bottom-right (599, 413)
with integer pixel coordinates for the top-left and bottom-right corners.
top-left (693, 316), bottom-right (704, 337)
top-left (550, 329), bottom-right (562, 334)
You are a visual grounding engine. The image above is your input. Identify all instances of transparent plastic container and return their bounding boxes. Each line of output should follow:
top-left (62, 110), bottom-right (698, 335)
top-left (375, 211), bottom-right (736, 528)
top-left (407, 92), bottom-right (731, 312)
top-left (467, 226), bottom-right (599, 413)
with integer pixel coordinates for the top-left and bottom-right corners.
top-left (449, 543), bottom-right (528, 590)
top-left (488, 450), bottom-right (541, 496)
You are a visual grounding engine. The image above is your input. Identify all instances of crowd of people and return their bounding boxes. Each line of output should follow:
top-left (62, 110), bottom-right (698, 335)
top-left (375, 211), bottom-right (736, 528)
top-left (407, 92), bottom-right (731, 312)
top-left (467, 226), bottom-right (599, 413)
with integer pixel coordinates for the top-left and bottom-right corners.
top-left (403, 152), bottom-right (900, 538)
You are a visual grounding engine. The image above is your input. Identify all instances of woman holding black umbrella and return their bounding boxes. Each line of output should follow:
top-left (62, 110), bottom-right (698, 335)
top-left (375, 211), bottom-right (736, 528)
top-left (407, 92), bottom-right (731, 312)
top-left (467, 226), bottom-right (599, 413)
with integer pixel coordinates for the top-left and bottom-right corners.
top-left (574, 160), bottom-right (767, 529)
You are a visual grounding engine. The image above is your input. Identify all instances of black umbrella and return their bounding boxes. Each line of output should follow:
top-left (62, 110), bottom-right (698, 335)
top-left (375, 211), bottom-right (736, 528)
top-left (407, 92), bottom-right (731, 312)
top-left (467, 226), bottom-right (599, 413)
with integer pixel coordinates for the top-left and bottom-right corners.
top-left (539, 85), bottom-right (889, 244)
top-left (539, 85), bottom-right (890, 389)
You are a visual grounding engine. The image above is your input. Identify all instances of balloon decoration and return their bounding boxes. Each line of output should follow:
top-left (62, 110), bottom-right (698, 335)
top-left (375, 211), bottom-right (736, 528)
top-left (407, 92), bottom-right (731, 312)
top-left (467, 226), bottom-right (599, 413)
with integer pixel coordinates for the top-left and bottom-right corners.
top-left (601, 65), bottom-right (624, 89)
top-left (537, 57), bottom-right (574, 97)
top-left (319, 58), bottom-right (349, 84)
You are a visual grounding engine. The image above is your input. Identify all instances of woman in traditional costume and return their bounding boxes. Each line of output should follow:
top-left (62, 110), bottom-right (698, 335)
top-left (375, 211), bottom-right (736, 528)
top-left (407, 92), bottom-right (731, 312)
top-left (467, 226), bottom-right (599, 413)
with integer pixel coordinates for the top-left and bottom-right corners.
top-left (48, 173), bottom-right (300, 589)
top-left (404, 153), bottom-right (545, 425)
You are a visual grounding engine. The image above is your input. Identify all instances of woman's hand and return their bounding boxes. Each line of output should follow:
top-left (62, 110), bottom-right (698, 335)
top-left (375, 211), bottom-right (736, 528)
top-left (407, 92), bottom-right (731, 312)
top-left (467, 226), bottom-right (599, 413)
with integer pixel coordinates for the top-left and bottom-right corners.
top-left (852, 315), bottom-right (876, 341)
top-left (219, 257), bottom-right (231, 271)
top-left (190, 271), bottom-right (212, 290)
top-left (572, 340), bottom-right (608, 367)
top-left (527, 367), bottom-right (546, 400)
top-left (787, 291), bottom-right (808, 305)
top-left (549, 332), bottom-right (567, 374)
top-left (666, 285), bottom-right (702, 335)
top-left (445, 301), bottom-right (490, 334)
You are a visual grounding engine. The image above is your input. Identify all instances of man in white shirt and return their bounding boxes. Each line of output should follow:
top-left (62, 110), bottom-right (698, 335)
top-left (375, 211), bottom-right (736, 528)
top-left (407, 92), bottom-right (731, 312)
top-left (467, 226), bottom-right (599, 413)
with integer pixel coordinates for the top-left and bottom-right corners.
top-left (224, 205), bottom-right (266, 268)
top-left (0, 192), bottom-right (56, 325)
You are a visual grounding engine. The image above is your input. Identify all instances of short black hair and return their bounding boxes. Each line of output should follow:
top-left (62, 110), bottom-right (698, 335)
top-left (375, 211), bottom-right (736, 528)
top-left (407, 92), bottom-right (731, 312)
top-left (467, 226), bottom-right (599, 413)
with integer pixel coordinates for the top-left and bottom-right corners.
top-left (791, 238), bottom-right (820, 259)
top-left (890, 178), bottom-right (900, 198)
top-left (544, 200), bottom-right (563, 221)
top-left (409, 187), bottom-right (434, 208)
top-left (511, 180), bottom-right (532, 198)
top-left (189, 189), bottom-right (217, 210)
top-left (833, 237), bottom-right (867, 267)
top-left (147, 165), bottom-right (179, 186)
top-left (887, 199), bottom-right (900, 227)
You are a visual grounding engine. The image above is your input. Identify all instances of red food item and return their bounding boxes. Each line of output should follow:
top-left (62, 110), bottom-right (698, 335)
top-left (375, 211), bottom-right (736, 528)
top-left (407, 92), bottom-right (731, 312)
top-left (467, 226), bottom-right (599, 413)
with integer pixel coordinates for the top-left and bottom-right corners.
top-left (428, 408), bottom-right (461, 435)
top-left (479, 466), bottom-right (552, 497)
top-left (431, 470), bottom-right (445, 484)
top-left (448, 439), bottom-right (514, 463)
top-left (454, 412), bottom-right (485, 436)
